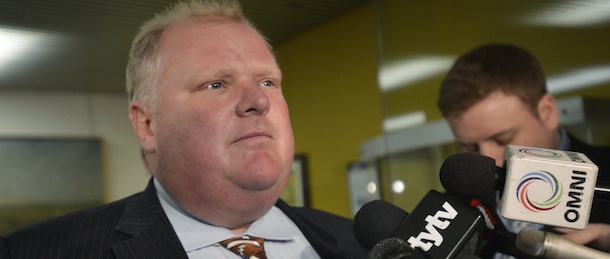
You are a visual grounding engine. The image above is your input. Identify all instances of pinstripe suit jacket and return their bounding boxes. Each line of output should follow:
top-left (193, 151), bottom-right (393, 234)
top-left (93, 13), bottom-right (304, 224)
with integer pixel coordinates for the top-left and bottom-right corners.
top-left (0, 178), bottom-right (366, 259)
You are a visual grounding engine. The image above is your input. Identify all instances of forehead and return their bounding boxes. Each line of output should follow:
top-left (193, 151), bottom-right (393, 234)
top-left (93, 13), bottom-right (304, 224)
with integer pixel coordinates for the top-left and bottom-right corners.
top-left (157, 19), bottom-right (279, 75)
top-left (447, 92), bottom-right (536, 141)
top-left (459, 92), bottom-right (531, 119)
top-left (152, 20), bottom-right (282, 101)
top-left (161, 19), bottom-right (262, 51)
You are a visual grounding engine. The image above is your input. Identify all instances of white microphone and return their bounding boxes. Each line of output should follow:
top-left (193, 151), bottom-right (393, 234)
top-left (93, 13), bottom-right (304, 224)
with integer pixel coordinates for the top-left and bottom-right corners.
top-left (440, 146), bottom-right (599, 230)
top-left (498, 145), bottom-right (599, 230)
top-left (515, 229), bottom-right (610, 259)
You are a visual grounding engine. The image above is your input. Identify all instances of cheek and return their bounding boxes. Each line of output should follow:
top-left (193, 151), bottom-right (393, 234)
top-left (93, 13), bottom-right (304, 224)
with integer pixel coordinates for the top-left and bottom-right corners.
top-left (157, 105), bottom-right (222, 154)
top-left (523, 131), bottom-right (552, 149)
top-left (512, 122), bottom-right (548, 146)
top-left (275, 102), bottom-right (294, 149)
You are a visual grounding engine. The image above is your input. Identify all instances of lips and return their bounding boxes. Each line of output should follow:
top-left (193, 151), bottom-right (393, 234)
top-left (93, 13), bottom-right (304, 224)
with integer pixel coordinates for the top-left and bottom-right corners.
top-left (234, 131), bottom-right (272, 143)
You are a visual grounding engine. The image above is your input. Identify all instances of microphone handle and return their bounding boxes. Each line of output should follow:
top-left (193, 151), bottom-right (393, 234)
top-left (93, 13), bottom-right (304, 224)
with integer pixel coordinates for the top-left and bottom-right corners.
top-left (517, 229), bottom-right (610, 259)
top-left (542, 232), bottom-right (610, 259)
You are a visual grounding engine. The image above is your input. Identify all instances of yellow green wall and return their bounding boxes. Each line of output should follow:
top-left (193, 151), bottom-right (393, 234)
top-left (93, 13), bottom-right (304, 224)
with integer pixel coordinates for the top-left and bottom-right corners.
top-left (275, 4), bottom-right (381, 217)
top-left (275, 1), bottom-right (610, 217)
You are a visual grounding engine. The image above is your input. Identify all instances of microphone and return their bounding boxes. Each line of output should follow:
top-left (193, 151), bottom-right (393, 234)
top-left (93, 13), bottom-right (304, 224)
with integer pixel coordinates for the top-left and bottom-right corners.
top-left (367, 238), bottom-right (414, 259)
top-left (440, 152), bottom-right (501, 198)
top-left (367, 238), bottom-right (475, 259)
top-left (354, 190), bottom-right (484, 259)
top-left (440, 145), bottom-right (599, 230)
top-left (515, 229), bottom-right (610, 258)
top-left (441, 150), bottom-right (609, 197)
top-left (464, 198), bottom-right (535, 258)
top-left (354, 200), bottom-right (410, 251)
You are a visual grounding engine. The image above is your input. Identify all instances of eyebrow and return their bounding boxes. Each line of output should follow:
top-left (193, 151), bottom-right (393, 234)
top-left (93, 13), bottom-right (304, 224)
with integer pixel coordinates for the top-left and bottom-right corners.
top-left (187, 67), bottom-right (234, 84)
top-left (488, 128), bottom-right (515, 141)
top-left (458, 128), bottom-right (516, 147)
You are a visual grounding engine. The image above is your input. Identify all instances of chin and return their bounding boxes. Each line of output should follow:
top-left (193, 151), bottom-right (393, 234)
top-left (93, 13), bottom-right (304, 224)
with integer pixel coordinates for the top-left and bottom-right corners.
top-left (238, 175), bottom-right (281, 192)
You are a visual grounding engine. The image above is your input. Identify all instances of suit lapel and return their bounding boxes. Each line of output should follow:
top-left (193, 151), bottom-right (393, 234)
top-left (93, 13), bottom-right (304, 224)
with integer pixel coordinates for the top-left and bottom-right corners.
top-left (275, 199), bottom-right (343, 258)
top-left (111, 178), bottom-right (188, 259)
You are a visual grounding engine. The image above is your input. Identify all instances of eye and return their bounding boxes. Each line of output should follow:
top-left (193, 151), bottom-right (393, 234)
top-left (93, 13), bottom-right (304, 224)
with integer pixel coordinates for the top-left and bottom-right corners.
top-left (206, 82), bottom-right (223, 90)
top-left (461, 144), bottom-right (478, 153)
top-left (494, 137), bottom-right (512, 147)
top-left (261, 80), bottom-right (275, 88)
top-left (495, 140), bottom-right (508, 147)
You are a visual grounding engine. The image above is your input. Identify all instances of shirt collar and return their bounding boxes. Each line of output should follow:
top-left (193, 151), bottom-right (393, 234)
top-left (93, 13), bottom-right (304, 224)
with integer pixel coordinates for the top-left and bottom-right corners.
top-left (154, 178), bottom-right (300, 252)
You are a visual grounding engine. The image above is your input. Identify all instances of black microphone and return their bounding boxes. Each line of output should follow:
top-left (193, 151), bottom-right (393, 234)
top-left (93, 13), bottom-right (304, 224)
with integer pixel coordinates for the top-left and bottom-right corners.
top-left (440, 150), bottom-right (609, 198)
top-left (367, 238), bottom-right (414, 259)
top-left (440, 146), bottom-right (599, 230)
top-left (440, 152), bottom-right (501, 198)
top-left (368, 238), bottom-right (483, 259)
top-left (464, 198), bottom-right (536, 258)
top-left (515, 229), bottom-right (610, 258)
top-left (354, 190), bottom-right (484, 259)
top-left (439, 153), bottom-right (548, 258)
top-left (354, 200), bottom-right (410, 251)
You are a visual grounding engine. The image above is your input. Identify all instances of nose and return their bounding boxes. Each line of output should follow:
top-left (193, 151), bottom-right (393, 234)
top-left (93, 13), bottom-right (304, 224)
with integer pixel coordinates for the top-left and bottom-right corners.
top-left (236, 85), bottom-right (270, 117)
top-left (478, 143), bottom-right (505, 167)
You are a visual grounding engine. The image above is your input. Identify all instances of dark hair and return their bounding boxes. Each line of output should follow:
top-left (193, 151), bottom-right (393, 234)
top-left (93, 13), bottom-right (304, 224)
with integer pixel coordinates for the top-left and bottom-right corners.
top-left (438, 43), bottom-right (547, 118)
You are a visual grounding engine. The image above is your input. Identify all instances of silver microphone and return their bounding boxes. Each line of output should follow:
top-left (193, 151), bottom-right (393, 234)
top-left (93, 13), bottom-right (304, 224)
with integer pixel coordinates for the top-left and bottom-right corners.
top-left (515, 229), bottom-right (610, 259)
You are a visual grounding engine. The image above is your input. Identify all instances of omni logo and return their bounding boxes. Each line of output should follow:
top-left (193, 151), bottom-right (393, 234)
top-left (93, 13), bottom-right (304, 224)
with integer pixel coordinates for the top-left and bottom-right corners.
top-left (516, 171), bottom-right (563, 212)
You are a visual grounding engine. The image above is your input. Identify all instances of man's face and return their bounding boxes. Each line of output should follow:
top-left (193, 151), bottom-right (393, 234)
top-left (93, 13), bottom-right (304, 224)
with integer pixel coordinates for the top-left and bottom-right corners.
top-left (447, 91), bottom-right (559, 167)
top-left (145, 20), bottom-right (294, 217)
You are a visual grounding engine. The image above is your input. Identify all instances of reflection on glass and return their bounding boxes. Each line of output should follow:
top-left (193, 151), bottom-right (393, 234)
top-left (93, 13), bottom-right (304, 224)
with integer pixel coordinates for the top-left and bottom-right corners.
top-left (371, 0), bottom-right (610, 212)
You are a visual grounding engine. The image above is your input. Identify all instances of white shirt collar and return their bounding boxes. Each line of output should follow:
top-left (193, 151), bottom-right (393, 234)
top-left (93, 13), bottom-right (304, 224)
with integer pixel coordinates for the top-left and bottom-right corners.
top-left (154, 178), bottom-right (301, 252)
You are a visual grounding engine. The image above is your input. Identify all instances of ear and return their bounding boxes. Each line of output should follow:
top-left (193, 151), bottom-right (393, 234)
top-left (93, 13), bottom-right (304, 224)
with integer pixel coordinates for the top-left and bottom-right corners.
top-left (129, 100), bottom-right (156, 153)
top-left (537, 93), bottom-right (560, 130)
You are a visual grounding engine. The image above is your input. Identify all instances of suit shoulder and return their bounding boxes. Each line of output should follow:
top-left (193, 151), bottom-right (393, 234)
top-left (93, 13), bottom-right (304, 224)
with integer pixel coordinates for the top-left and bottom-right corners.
top-left (3, 191), bottom-right (142, 244)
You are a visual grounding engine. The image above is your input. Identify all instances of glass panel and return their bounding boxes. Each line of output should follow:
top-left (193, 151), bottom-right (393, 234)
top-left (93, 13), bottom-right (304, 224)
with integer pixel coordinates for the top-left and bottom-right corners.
top-left (372, 0), bottom-right (610, 212)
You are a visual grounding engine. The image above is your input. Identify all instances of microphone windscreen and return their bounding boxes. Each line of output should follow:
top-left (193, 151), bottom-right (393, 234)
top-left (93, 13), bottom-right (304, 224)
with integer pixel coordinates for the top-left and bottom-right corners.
top-left (514, 229), bottom-right (544, 256)
top-left (440, 152), bottom-right (497, 197)
top-left (367, 238), bottom-right (412, 259)
top-left (353, 200), bottom-right (409, 251)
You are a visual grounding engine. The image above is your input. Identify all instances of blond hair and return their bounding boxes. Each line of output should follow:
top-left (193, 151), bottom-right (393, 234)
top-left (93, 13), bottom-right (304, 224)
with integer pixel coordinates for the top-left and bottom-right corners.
top-left (126, 0), bottom-right (265, 111)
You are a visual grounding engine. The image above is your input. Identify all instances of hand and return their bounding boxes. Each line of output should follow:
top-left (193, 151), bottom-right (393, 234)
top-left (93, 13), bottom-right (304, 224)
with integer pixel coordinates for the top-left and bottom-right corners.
top-left (556, 223), bottom-right (610, 252)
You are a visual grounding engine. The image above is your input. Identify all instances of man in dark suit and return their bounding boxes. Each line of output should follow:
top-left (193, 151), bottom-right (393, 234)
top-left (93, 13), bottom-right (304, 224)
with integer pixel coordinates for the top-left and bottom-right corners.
top-left (437, 43), bottom-right (610, 255)
top-left (0, 180), bottom-right (362, 258)
top-left (0, 0), bottom-right (366, 258)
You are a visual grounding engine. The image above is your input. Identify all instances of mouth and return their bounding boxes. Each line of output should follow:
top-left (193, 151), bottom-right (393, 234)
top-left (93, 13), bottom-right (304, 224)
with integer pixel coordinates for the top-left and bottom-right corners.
top-left (234, 131), bottom-right (272, 143)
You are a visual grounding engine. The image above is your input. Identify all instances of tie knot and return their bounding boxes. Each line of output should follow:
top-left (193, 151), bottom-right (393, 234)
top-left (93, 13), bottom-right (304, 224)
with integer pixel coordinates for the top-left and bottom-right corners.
top-left (219, 235), bottom-right (267, 259)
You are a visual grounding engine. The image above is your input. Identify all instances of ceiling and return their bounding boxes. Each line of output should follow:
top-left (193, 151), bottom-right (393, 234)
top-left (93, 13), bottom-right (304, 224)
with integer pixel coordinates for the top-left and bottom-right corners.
top-left (0, 0), bottom-right (371, 94)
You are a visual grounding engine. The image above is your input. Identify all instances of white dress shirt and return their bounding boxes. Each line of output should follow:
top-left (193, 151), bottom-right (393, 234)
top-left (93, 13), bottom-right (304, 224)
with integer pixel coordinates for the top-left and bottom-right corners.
top-left (154, 179), bottom-right (321, 258)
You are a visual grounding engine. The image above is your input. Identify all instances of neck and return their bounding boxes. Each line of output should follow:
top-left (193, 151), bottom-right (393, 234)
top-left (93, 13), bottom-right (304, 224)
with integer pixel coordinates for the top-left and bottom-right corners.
top-left (154, 178), bottom-right (274, 230)
top-left (231, 226), bottom-right (249, 235)
top-left (553, 127), bottom-right (567, 150)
